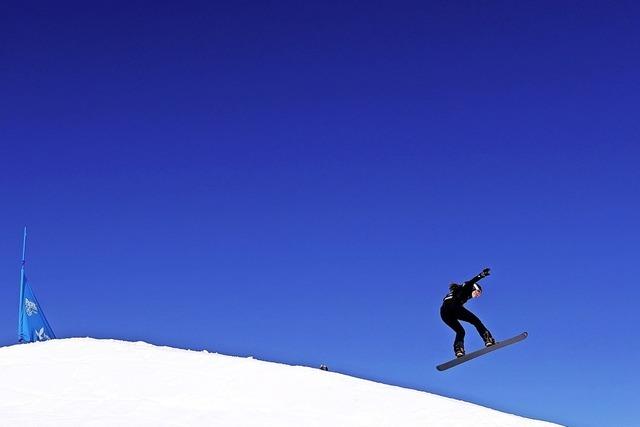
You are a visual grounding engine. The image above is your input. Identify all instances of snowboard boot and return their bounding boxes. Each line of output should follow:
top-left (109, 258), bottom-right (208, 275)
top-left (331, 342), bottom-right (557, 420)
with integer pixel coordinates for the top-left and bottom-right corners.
top-left (454, 342), bottom-right (465, 358)
top-left (482, 330), bottom-right (496, 347)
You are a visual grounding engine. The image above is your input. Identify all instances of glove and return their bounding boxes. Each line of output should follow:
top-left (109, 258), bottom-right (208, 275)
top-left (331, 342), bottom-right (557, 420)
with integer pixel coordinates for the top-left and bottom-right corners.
top-left (480, 268), bottom-right (491, 277)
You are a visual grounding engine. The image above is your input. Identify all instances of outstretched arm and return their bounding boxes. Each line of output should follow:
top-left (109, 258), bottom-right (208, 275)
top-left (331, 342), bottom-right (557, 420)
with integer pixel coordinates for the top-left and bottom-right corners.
top-left (463, 268), bottom-right (491, 286)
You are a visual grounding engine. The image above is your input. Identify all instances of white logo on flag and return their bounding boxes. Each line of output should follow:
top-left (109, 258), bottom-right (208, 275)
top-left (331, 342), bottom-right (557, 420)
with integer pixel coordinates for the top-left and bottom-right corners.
top-left (25, 298), bottom-right (38, 316)
top-left (35, 328), bottom-right (51, 341)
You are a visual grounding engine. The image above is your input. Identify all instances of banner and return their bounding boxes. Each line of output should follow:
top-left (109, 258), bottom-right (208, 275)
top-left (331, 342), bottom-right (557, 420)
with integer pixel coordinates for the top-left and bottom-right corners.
top-left (18, 274), bottom-right (56, 342)
top-left (18, 227), bottom-right (56, 343)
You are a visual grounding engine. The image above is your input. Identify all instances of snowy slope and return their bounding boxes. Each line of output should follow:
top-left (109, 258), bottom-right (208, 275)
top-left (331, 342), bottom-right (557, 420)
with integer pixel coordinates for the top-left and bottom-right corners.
top-left (0, 338), bottom-right (561, 426)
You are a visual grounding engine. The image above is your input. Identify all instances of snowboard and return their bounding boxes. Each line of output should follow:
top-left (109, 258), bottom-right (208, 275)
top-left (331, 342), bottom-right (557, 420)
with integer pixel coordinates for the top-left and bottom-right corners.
top-left (436, 332), bottom-right (528, 371)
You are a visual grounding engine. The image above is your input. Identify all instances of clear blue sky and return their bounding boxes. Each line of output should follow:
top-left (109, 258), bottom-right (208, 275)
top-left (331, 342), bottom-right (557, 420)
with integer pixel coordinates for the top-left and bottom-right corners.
top-left (1, 1), bottom-right (638, 426)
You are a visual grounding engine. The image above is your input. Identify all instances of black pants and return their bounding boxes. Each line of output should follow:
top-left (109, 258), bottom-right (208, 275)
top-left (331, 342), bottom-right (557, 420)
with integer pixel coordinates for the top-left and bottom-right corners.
top-left (440, 302), bottom-right (488, 349)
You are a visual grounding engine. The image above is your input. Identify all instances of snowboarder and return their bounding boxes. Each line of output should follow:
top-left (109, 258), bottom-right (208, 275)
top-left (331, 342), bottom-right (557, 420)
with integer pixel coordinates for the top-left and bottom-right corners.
top-left (440, 267), bottom-right (496, 358)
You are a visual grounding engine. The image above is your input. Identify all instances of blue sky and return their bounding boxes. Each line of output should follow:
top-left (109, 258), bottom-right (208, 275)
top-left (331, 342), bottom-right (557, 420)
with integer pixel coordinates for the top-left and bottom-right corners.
top-left (1, 1), bottom-right (639, 426)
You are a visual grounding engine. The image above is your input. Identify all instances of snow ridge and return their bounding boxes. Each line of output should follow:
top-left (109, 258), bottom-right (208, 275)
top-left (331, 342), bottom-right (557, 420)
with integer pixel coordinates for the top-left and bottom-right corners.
top-left (0, 338), bottom-right (562, 426)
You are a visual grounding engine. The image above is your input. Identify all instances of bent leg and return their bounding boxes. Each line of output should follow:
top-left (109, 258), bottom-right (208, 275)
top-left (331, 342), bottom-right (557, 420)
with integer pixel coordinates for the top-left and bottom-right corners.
top-left (440, 305), bottom-right (466, 349)
top-left (457, 306), bottom-right (489, 337)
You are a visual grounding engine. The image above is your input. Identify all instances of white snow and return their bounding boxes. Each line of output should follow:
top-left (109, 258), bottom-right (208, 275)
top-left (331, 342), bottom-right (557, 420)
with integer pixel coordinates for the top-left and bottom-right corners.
top-left (0, 338), bottom-right (561, 426)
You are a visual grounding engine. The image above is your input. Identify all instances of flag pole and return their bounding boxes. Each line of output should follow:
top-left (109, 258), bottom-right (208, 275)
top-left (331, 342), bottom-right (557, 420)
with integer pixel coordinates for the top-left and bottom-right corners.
top-left (18, 226), bottom-right (27, 342)
top-left (22, 226), bottom-right (27, 265)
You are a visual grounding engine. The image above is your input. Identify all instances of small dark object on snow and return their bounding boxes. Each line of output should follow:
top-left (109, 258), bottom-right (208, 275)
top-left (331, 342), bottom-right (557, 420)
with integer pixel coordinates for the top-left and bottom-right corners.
top-left (319, 364), bottom-right (329, 371)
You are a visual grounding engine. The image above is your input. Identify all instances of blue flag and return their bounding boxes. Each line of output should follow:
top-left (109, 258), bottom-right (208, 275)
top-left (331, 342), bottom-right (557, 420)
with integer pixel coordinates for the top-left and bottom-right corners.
top-left (18, 274), bottom-right (56, 342)
top-left (18, 227), bottom-right (55, 343)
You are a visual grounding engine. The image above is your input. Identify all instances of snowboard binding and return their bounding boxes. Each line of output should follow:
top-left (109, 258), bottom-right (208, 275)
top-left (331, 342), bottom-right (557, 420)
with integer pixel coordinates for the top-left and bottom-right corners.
top-left (454, 343), bottom-right (465, 358)
top-left (482, 331), bottom-right (496, 347)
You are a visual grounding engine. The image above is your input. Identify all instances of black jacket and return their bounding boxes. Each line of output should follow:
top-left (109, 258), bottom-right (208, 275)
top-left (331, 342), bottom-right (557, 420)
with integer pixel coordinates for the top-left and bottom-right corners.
top-left (442, 273), bottom-right (486, 306)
